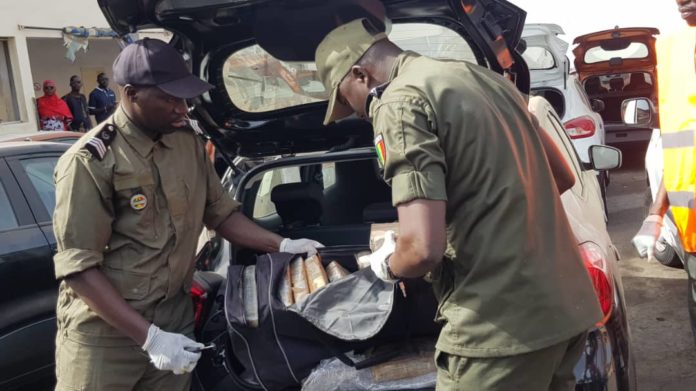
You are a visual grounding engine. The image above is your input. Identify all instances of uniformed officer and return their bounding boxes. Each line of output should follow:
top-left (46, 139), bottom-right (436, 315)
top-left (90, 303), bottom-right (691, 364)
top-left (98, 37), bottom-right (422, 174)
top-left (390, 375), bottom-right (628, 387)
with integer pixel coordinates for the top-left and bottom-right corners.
top-left (632, 0), bottom-right (696, 335)
top-left (53, 38), bottom-right (322, 390)
top-left (315, 19), bottom-right (603, 390)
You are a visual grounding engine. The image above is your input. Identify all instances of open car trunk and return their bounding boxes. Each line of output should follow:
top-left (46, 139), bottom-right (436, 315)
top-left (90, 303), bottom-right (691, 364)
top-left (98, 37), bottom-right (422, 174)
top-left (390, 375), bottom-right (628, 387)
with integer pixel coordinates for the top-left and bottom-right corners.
top-left (521, 23), bottom-right (570, 87)
top-left (572, 27), bottom-right (659, 142)
top-left (192, 150), bottom-right (441, 391)
top-left (97, 0), bottom-right (528, 159)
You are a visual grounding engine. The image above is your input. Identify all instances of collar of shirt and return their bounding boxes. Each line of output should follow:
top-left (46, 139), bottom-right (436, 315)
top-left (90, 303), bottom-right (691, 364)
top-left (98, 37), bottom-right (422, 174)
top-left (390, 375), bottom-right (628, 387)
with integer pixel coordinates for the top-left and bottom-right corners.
top-left (112, 107), bottom-right (174, 157)
top-left (368, 51), bottom-right (420, 118)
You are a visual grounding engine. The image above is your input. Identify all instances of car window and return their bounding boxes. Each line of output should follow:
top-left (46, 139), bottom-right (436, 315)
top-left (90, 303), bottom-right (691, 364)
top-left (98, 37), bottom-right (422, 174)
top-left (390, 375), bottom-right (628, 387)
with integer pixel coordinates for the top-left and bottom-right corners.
top-left (0, 181), bottom-right (18, 230)
top-left (252, 163), bottom-right (335, 219)
top-left (20, 157), bottom-right (58, 217)
top-left (522, 46), bottom-right (555, 70)
top-left (223, 23), bottom-right (476, 113)
top-left (584, 42), bottom-right (648, 64)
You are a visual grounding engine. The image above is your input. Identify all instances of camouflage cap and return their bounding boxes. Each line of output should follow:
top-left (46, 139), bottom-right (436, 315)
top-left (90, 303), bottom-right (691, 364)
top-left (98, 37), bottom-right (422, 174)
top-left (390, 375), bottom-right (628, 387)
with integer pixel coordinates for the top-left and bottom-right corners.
top-left (315, 18), bottom-right (387, 125)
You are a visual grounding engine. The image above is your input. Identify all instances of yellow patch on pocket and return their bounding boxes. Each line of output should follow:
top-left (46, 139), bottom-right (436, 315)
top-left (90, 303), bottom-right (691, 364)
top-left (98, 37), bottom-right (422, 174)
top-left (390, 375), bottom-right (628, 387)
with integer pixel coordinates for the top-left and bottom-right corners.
top-left (129, 194), bottom-right (148, 211)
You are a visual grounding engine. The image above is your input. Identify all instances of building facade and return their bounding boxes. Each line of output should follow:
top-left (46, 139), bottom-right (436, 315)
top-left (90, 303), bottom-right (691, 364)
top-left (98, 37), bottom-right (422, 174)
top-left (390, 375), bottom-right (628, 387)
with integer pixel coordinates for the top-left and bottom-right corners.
top-left (0, 0), bottom-right (170, 135)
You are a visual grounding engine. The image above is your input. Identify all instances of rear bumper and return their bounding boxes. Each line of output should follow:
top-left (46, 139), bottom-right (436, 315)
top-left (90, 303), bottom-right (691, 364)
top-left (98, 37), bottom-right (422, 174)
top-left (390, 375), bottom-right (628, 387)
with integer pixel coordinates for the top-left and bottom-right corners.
top-left (605, 127), bottom-right (652, 144)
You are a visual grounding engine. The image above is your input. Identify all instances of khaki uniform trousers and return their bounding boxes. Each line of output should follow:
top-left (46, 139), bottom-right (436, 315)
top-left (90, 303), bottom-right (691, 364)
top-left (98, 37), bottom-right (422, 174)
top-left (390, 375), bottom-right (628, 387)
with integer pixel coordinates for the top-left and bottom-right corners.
top-left (55, 334), bottom-right (191, 391)
top-left (435, 332), bottom-right (587, 391)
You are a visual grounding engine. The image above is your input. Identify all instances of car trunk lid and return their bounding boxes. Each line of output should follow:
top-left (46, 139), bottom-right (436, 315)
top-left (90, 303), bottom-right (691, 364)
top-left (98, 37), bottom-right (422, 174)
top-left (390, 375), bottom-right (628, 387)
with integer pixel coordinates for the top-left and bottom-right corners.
top-left (522, 23), bottom-right (570, 86)
top-left (97, 0), bottom-right (527, 158)
top-left (572, 27), bottom-right (659, 81)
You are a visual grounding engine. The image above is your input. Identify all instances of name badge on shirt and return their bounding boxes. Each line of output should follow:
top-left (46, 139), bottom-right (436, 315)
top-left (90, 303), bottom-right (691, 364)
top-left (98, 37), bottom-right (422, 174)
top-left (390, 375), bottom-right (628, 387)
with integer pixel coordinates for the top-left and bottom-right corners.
top-left (130, 193), bottom-right (148, 211)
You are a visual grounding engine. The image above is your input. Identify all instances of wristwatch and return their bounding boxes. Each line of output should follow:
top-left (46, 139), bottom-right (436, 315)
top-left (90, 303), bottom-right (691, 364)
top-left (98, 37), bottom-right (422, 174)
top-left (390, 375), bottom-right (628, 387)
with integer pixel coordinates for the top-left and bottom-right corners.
top-left (385, 255), bottom-right (399, 280)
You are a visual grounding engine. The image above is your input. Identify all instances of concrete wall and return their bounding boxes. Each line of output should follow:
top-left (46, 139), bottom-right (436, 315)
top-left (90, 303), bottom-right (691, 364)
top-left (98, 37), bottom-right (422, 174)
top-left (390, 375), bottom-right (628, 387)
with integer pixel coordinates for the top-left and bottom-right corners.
top-left (0, 0), bottom-right (111, 134)
top-left (27, 37), bottom-right (122, 127)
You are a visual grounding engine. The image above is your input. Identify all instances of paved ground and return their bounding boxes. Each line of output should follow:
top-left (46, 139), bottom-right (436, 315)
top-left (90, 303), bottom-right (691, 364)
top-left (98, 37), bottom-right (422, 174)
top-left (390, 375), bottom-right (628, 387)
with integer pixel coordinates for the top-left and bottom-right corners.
top-left (607, 144), bottom-right (696, 390)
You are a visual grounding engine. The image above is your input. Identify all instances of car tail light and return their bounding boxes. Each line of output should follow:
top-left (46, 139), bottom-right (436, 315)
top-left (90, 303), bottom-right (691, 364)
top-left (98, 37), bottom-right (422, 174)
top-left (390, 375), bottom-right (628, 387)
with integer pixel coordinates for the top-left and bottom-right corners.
top-left (191, 282), bottom-right (208, 330)
top-left (564, 116), bottom-right (596, 139)
top-left (579, 242), bottom-right (613, 326)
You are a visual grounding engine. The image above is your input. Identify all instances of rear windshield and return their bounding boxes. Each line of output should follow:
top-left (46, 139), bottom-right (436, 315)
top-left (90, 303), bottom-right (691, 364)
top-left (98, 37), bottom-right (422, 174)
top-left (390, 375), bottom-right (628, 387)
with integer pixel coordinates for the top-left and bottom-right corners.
top-left (223, 23), bottom-right (477, 113)
top-left (583, 42), bottom-right (648, 64)
top-left (522, 46), bottom-right (555, 70)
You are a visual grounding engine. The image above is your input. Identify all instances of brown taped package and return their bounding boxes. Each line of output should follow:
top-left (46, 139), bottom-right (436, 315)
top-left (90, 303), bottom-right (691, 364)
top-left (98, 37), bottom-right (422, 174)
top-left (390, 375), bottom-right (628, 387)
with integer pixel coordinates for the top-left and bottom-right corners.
top-left (290, 256), bottom-right (310, 304)
top-left (242, 265), bottom-right (259, 328)
top-left (305, 255), bottom-right (329, 293)
top-left (370, 351), bottom-right (436, 382)
top-left (370, 222), bottom-right (400, 251)
top-left (278, 264), bottom-right (294, 307)
top-left (325, 261), bottom-right (350, 282)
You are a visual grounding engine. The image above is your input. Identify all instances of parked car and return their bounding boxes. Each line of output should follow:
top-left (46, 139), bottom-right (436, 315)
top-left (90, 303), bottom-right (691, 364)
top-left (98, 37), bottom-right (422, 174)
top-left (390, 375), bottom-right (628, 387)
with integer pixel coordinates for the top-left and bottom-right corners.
top-left (0, 141), bottom-right (68, 391)
top-left (185, 96), bottom-right (634, 391)
top-left (97, 0), bottom-right (633, 390)
top-left (0, 131), bottom-right (83, 144)
top-left (572, 27), bottom-right (659, 145)
top-left (522, 23), bottom-right (610, 213)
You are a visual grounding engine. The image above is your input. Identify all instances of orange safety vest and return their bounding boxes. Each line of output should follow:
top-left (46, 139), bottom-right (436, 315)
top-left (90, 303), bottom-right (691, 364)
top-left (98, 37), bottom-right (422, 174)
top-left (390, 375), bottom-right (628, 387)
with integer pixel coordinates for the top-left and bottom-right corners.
top-left (660, 27), bottom-right (696, 252)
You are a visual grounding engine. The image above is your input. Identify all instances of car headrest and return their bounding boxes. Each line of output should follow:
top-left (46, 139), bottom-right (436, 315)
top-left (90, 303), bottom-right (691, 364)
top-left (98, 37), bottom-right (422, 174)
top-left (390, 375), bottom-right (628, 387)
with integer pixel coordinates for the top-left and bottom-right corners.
top-left (609, 77), bottom-right (624, 91)
top-left (271, 182), bottom-right (323, 227)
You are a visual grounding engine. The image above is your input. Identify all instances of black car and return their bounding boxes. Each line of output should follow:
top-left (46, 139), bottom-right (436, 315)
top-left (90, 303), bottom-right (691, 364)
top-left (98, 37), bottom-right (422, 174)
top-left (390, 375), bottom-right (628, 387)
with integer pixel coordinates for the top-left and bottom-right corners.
top-left (99, 0), bottom-right (632, 390)
top-left (0, 141), bottom-right (68, 391)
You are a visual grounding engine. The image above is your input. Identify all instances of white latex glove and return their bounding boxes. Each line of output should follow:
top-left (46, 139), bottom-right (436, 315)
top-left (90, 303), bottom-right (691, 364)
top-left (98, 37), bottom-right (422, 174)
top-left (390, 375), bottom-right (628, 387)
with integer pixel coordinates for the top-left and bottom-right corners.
top-left (142, 324), bottom-right (204, 375)
top-left (368, 230), bottom-right (398, 282)
top-left (280, 238), bottom-right (324, 256)
top-left (632, 214), bottom-right (663, 261)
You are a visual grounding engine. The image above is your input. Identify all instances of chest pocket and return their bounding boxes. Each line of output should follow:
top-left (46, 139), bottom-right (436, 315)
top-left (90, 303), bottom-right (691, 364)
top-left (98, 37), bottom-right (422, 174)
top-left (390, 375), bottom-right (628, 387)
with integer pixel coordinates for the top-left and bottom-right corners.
top-left (167, 178), bottom-right (190, 217)
top-left (114, 173), bottom-right (157, 238)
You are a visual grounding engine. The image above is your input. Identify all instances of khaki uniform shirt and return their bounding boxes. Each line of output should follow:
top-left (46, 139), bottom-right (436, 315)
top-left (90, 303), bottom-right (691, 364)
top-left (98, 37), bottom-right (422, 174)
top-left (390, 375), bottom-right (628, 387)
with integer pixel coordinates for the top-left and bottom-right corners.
top-left (53, 107), bottom-right (239, 346)
top-left (369, 52), bottom-right (602, 358)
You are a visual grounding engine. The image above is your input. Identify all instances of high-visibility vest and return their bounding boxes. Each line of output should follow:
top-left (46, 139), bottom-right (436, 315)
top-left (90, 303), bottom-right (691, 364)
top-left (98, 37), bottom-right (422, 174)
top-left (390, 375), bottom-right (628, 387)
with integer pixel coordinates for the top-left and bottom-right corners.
top-left (659, 27), bottom-right (696, 252)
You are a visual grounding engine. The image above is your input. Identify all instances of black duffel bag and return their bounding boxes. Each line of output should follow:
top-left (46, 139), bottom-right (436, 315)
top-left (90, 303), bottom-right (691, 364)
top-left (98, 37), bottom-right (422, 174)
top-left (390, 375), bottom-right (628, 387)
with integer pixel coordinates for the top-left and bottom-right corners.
top-left (224, 246), bottom-right (439, 390)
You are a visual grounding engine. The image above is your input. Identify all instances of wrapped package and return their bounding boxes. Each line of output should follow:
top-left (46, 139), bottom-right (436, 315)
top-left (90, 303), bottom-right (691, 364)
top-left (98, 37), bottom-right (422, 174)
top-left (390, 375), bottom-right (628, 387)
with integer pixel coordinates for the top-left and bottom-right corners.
top-left (355, 250), bottom-right (372, 270)
top-left (370, 352), bottom-right (435, 382)
top-left (301, 342), bottom-right (436, 391)
top-left (369, 222), bottom-right (399, 251)
top-left (242, 265), bottom-right (259, 328)
top-left (325, 261), bottom-right (350, 282)
top-left (290, 256), bottom-right (310, 304)
top-left (278, 264), bottom-right (294, 306)
top-left (305, 255), bottom-right (329, 293)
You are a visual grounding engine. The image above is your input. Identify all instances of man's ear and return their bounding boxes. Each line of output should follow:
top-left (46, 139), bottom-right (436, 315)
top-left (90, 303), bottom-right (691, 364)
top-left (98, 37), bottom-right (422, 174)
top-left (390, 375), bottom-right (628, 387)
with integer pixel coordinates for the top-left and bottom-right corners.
top-left (124, 85), bottom-right (138, 102)
top-left (351, 66), bottom-right (370, 86)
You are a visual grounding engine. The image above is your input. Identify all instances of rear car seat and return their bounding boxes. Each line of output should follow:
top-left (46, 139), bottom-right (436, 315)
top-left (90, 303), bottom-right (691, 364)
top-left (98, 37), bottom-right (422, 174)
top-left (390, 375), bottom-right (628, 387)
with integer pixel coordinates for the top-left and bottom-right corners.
top-left (271, 182), bottom-right (324, 228)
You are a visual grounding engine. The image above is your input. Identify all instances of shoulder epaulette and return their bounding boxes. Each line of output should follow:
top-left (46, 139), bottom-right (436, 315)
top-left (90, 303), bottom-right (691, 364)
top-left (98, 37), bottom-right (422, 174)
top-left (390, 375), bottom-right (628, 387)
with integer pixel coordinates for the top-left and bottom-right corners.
top-left (84, 124), bottom-right (117, 161)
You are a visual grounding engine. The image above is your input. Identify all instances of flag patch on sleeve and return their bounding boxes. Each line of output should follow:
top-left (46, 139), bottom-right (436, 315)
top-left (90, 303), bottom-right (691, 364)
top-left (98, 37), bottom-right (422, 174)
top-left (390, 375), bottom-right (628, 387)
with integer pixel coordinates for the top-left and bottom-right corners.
top-left (374, 134), bottom-right (386, 166)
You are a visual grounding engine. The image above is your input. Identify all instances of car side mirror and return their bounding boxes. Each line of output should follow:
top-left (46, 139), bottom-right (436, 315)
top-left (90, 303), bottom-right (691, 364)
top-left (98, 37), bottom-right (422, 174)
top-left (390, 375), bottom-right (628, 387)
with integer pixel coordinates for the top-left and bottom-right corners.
top-left (622, 98), bottom-right (655, 127)
top-left (590, 99), bottom-right (605, 113)
top-left (589, 145), bottom-right (622, 171)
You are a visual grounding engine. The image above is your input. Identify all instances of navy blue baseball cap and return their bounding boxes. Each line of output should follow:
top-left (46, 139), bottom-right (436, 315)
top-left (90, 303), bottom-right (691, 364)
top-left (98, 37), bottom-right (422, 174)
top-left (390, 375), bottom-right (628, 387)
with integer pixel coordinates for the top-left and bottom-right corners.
top-left (112, 38), bottom-right (212, 99)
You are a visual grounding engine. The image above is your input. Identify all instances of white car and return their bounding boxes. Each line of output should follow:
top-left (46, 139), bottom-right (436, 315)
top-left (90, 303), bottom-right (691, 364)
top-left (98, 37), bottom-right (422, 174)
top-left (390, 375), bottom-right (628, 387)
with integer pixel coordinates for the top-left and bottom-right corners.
top-left (522, 23), bottom-right (610, 211)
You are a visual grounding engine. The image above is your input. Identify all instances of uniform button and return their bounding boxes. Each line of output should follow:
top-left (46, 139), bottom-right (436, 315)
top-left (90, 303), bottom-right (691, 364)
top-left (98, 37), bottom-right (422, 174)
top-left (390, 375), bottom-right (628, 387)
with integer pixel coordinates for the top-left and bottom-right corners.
top-left (132, 288), bottom-right (138, 293)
